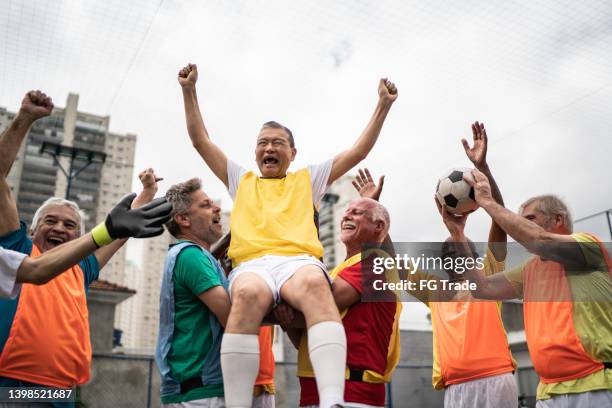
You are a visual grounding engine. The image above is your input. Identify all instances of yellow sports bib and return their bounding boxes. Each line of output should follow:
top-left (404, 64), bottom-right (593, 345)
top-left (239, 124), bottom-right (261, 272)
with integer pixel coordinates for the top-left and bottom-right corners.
top-left (228, 168), bottom-right (324, 267)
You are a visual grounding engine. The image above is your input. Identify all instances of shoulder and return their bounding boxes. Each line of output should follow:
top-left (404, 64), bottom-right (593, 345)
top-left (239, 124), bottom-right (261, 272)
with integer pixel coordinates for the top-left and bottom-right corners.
top-left (176, 245), bottom-right (213, 266)
top-left (570, 232), bottom-right (608, 270)
top-left (570, 232), bottom-right (599, 243)
top-left (0, 221), bottom-right (33, 255)
top-left (175, 245), bottom-right (217, 275)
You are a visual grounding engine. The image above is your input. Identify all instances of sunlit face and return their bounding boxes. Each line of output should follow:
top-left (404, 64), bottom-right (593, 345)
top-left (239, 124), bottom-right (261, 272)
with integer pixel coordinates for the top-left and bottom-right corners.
top-left (255, 127), bottom-right (296, 178)
top-left (340, 199), bottom-right (382, 245)
top-left (32, 205), bottom-right (81, 253)
top-left (183, 190), bottom-right (222, 244)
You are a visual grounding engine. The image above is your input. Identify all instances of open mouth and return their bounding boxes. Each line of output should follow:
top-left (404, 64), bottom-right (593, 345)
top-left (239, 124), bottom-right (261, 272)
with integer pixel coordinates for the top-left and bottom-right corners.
top-left (263, 157), bottom-right (279, 166)
top-left (341, 222), bottom-right (356, 231)
top-left (46, 237), bottom-right (66, 248)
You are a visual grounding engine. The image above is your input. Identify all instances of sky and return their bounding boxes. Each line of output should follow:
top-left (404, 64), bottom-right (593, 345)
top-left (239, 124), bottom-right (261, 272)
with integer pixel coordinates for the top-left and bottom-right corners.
top-left (2, 0), bottom-right (611, 328)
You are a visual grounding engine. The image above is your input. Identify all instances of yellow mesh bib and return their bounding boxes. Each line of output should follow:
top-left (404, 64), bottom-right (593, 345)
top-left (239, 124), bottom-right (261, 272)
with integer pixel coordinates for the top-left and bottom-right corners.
top-left (228, 168), bottom-right (324, 267)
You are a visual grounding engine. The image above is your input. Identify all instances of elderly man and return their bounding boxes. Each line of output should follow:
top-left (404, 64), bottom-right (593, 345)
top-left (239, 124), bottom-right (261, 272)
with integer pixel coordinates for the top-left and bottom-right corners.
top-left (156, 178), bottom-right (275, 408)
top-left (463, 170), bottom-right (612, 407)
top-left (0, 91), bottom-right (161, 395)
top-left (177, 63), bottom-right (398, 407)
top-left (0, 192), bottom-right (170, 299)
top-left (284, 169), bottom-right (401, 408)
top-left (429, 122), bottom-right (518, 408)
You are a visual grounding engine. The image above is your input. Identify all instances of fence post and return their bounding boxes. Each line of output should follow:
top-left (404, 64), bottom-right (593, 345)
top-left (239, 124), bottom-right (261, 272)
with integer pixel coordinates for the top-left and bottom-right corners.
top-left (147, 358), bottom-right (153, 408)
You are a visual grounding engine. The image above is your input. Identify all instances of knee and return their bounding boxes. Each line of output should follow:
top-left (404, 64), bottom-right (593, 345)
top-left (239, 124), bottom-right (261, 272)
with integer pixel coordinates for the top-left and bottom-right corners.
top-left (232, 284), bottom-right (261, 307)
top-left (301, 271), bottom-right (331, 297)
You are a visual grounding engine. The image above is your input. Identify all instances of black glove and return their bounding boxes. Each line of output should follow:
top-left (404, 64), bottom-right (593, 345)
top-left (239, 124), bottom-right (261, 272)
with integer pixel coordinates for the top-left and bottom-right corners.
top-left (105, 193), bottom-right (172, 239)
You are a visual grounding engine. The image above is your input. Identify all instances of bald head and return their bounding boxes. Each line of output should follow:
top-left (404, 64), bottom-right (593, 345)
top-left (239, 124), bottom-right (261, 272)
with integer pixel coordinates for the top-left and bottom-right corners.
top-left (340, 198), bottom-right (390, 248)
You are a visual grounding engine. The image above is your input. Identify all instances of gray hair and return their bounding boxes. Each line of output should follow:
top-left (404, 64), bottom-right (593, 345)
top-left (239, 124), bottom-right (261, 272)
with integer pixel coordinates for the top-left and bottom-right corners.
top-left (31, 197), bottom-right (85, 236)
top-left (165, 178), bottom-right (202, 237)
top-left (519, 194), bottom-right (573, 232)
top-left (261, 121), bottom-right (295, 148)
top-left (363, 198), bottom-right (391, 236)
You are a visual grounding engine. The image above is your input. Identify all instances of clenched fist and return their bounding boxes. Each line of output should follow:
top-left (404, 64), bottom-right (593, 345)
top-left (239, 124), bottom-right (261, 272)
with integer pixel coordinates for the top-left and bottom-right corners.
top-left (139, 168), bottom-right (163, 192)
top-left (20, 90), bottom-right (54, 120)
top-left (178, 63), bottom-right (198, 89)
top-left (378, 78), bottom-right (398, 104)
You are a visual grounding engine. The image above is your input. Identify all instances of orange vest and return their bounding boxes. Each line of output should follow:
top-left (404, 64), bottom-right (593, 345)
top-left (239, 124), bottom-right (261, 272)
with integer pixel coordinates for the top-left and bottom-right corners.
top-left (0, 245), bottom-right (92, 387)
top-left (255, 326), bottom-right (275, 385)
top-left (431, 297), bottom-right (516, 388)
top-left (523, 236), bottom-right (611, 384)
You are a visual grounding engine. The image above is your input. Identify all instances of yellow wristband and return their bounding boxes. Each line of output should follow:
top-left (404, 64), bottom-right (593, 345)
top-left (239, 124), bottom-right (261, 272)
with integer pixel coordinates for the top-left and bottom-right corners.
top-left (91, 223), bottom-right (114, 247)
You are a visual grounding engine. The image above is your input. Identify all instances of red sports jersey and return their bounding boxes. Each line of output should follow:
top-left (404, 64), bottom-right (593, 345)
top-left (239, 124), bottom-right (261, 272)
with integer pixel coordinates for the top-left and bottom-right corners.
top-left (299, 255), bottom-right (400, 407)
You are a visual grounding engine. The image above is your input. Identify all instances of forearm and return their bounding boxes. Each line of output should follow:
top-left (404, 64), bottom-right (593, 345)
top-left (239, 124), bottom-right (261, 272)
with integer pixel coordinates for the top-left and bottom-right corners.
top-left (0, 113), bottom-right (35, 177)
top-left (94, 238), bottom-right (126, 270)
top-left (352, 99), bottom-right (393, 158)
top-left (182, 87), bottom-right (210, 147)
top-left (451, 231), bottom-right (506, 299)
top-left (482, 201), bottom-right (548, 250)
top-left (132, 188), bottom-right (156, 209)
top-left (463, 267), bottom-right (498, 299)
top-left (478, 164), bottom-right (504, 207)
top-left (17, 233), bottom-right (98, 284)
top-left (181, 87), bottom-right (228, 185)
top-left (330, 100), bottom-right (392, 182)
top-left (479, 164), bottom-right (507, 258)
top-left (0, 179), bottom-right (20, 235)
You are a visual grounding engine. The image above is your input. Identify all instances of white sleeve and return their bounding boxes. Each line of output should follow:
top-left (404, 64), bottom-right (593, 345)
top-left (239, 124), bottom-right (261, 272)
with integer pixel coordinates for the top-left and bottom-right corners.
top-left (0, 247), bottom-right (26, 299)
top-left (307, 158), bottom-right (333, 206)
top-left (227, 160), bottom-right (248, 200)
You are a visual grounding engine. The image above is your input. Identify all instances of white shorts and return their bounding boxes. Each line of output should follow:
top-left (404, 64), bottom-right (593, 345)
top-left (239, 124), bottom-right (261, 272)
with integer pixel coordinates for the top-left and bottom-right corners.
top-left (303, 404), bottom-right (381, 408)
top-left (229, 254), bottom-right (329, 303)
top-left (444, 372), bottom-right (518, 408)
top-left (163, 396), bottom-right (225, 408)
top-left (535, 389), bottom-right (612, 408)
top-left (252, 393), bottom-right (275, 408)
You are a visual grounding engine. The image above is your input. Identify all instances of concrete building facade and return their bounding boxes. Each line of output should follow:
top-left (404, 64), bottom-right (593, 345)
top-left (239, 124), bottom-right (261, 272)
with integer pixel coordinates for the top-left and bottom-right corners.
top-left (0, 94), bottom-right (136, 285)
top-left (318, 174), bottom-right (360, 269)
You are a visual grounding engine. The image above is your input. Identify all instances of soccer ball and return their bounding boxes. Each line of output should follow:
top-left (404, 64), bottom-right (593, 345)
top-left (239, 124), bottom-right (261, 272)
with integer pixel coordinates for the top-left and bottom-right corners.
top-left (435, 168), bottom-right (478, 215)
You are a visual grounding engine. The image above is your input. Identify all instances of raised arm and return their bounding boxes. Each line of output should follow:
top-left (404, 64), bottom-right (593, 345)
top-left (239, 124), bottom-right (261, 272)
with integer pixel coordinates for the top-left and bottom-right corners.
top-left (434, 200), bottom-right (518, 300)
top-left (462, 121), bottom-right (507, 260)
top-left (0, 91), bottom-right (54, 236)
top-left (329, 79), bottom-right (398, 184)
top-left (178, 63), bottom-right (229, 187)
top-left (461, 248), bottom-right (520, 300)
top-left (465, 169), bottom-right (585, 268)
top-left (18, 193), bottom-right (170, 284)
top-left (94, 168), bottom-right (162, 268)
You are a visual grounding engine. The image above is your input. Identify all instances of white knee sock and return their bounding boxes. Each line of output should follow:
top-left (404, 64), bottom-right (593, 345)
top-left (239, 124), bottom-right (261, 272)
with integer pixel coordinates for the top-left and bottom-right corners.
top-left (221, 333), bottom-right (260, 408)
top-left (308, 321), bottom-right (347, 408)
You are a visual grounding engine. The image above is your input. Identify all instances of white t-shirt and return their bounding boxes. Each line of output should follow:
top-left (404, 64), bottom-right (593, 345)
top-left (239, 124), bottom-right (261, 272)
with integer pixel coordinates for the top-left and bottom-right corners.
top-left (0, 247), bottom-right (26, 299)
top-left (226, 159), bottom-right (333, 206)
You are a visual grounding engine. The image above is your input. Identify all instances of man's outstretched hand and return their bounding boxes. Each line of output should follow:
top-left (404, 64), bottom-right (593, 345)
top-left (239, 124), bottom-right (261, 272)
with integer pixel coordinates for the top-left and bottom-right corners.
top-left (352, 168), bottom-right (385, 201)
top-left (178, 63), bottom-right (198, 89)
top-left (139, 168), bottom-right (163, 192)
top-left (378, 78), bottom-right (398, 104)
top-left (105, 194), bottom-right (172, 239)
top-left (20, 90), bottom-right (54, 121)
top-left (462, 121), bottom-right (489, 170)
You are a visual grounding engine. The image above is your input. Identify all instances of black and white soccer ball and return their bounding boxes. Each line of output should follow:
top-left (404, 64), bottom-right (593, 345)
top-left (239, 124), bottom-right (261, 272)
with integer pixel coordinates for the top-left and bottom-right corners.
top-left (435, 168), bottom-right (478, 215)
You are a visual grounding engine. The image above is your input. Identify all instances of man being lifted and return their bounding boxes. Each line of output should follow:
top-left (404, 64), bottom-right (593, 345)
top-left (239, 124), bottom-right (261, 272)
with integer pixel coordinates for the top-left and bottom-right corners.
top-left (177, 63), bottom-right (397, 408)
